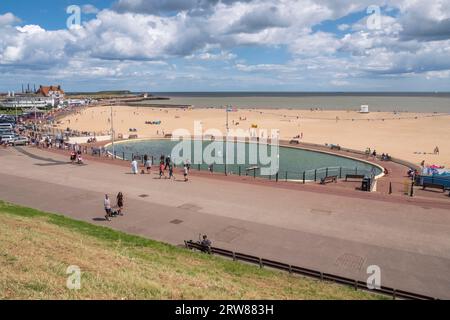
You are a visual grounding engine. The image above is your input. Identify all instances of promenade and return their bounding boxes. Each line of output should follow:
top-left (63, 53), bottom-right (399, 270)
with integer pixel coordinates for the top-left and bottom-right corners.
top-left (0, 146), bottom-right (449, 298)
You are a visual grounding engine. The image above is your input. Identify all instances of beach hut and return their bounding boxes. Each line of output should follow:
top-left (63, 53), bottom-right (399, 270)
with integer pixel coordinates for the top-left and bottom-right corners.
top-left (360, 105), bottom-right (369, 113)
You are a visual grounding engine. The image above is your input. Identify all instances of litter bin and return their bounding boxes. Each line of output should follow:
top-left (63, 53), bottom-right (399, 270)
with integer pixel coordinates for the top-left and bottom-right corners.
top-left (361, 177), bottom-right (371, 192)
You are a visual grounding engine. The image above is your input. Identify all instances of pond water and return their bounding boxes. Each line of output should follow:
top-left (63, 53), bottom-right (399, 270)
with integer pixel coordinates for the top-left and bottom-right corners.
top-left (106, 139), bottom-right (382, 181)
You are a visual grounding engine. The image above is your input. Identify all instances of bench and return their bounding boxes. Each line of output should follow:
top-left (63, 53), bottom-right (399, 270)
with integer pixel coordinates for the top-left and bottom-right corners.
top-left (320, 176), bottom-right (338, 184)
top-left (185, 240), bottom-right (211, 254)
top-left (345, 174), bottom-right (365, 181)
top-left (422, 183), bottom-right (446, 192)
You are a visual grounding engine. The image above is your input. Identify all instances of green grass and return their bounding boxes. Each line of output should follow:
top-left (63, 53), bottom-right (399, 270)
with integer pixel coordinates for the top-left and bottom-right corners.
top-left (0, 201), bottom-right (385, 300)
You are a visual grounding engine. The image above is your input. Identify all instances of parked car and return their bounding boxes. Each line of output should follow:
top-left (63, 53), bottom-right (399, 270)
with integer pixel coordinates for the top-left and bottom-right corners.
top-left (0, 135), bottom-right (16, 144)
top-left (12, 136), bottom-right (29, 146)
top-left (0, 129), bottom-right (14, 135)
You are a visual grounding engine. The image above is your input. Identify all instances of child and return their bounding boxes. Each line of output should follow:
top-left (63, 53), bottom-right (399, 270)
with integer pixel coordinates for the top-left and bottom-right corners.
top-left (159, 162), bottom-right (165, 179)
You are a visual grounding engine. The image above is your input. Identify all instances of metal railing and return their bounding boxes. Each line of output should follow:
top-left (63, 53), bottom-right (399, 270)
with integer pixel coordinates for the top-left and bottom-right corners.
top-left (100, 150), bottom-right (376, 184)
top-left (184, 241), bottom-right (437, 300)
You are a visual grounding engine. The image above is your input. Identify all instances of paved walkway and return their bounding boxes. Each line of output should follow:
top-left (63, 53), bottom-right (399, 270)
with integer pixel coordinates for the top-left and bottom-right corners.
top-left (0, 146), bottom-right (449, 298)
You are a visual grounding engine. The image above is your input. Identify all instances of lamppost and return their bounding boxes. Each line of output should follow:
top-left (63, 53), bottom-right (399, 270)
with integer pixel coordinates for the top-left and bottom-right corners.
top-left (110, 106), bottom-right (115, 158)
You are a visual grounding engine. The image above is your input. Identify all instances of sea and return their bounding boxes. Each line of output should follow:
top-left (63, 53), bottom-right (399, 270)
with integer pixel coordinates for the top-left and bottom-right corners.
top-left (143, 92), bottom-right (450, 113)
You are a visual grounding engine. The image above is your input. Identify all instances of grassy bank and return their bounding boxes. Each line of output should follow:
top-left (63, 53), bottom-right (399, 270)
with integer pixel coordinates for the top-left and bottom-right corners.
top-left (0, 201), bottom-right (384, 300)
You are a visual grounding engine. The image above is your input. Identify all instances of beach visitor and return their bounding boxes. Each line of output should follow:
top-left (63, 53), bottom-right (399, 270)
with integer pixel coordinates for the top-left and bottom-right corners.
top-left (165, 156), bottom-right (171, 170)
top-left (434, 146), bottom-right (440, 155)
top-left (117, 192), bottom-right (124, 216)
top-left (159, 162), bottom-right (165, 179)
top-left (77, 154), bottom-right (84, 165)
top-left (168, 164), bottom-right (175, 180)
top-left (70, 151), bottom-right (76, 164)
top-left (185, 159), bottom-right (191, 171)
top-left (144, 155), bottom-right (152, 174)
top-left (104, 194), bottom-right (112, 221)
top-left (200, 235), bottom-right (212, 253)
top-left (184, 165), bottom-right (189, 182)
top-left (372, 150), bottom-right (377, 160)
top-left (131, 158), bottom-right (139, 174)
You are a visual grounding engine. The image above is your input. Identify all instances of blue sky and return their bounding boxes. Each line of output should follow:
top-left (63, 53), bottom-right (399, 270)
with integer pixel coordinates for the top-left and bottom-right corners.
top-left (1, 0), bottom-right (450, 92)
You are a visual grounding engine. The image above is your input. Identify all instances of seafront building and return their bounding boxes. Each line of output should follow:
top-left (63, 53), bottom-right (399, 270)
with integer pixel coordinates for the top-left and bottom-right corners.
top-left (0, 85), bottom-right (65, 109)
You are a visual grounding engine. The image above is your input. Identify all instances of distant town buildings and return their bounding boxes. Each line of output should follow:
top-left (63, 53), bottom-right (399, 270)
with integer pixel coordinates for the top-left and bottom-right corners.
top-left (0, 84), bottom-right (65, 109)
top-left (36, 85), bottom-right (65, 100)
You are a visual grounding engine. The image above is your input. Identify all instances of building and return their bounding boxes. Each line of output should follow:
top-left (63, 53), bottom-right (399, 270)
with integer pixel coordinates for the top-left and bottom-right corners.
top-left (36, 85), bottom-right (65, 100)
top-left (1, 96), bottom-right (52, 109)
top-left (1, 85), bottom-right (67, 109)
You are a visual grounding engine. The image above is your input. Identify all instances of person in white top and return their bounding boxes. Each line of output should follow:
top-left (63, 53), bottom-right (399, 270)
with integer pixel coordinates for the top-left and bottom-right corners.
top-left (131, 159), bottom-right (139, 174)
top-left (104, 194), bottom-right (112, 221)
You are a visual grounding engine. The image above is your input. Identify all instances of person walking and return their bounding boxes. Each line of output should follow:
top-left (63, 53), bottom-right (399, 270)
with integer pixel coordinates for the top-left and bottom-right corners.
top-left (131, 158), bottom-right (139, 174)
top-left (165, 156), bottom-right (171, 170)
top-left (144, 155), bottom-right (152, 174)
top-left (104, 194), bottom-right (112, 221)
top-left (117, 192), bottom-right (124, 216)
top-left (159, 162), bottom-right (165, 179)
top-left (184, 165), bottom-right (189, 182)
top-left (168, 164), bottom-right (175, 180)
top-left (434, 146), bottom-right (440, 155)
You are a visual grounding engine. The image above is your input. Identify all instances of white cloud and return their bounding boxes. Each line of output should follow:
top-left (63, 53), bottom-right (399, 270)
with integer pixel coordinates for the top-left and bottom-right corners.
top-left (82, 4), bottom-right (100, 14)
top-left (0, 13), bottom-right (20, 26)
top-left (1, 0), bottom-right (450, 90)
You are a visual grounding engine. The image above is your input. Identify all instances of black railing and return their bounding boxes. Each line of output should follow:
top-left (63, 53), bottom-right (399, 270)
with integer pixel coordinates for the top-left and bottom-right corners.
top-left (184, 241), bottom-right (437, 300)
top-left (104, 150), bottom-right (377, 184)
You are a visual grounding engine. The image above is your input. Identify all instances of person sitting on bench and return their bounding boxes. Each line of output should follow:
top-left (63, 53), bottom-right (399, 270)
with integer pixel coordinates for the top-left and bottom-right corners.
top-left (200, 235), bottom-right (212, 253)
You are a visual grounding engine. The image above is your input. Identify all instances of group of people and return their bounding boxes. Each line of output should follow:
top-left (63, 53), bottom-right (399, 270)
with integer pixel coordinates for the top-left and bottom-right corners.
top-left (131, 154), bottom-right (190, 182)
top-left (104, 193), bottom-right (124, 222)
top-left (70, 149), bottom-right (84, 165)
top-left (365, 148), bottom-right (391, 161)
top-left (380, 153), bottom-right (391, 161)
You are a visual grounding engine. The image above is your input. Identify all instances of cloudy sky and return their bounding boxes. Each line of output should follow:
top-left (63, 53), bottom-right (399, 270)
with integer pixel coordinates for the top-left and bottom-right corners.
top-left (0, 0), bottom-right (450, 92)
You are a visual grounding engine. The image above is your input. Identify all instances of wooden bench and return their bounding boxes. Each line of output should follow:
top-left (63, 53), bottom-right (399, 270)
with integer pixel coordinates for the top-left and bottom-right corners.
top-left (345, 174), bottom-right (365, 181)
top-left (185, 240), bottom-right (211, 254)
top-left (320, 176), bottom-right (338, 184)
top-left (422, 183), bottom-right (446, 192)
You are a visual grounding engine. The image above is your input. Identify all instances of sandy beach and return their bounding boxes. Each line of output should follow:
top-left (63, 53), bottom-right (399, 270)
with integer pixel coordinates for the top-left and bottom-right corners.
top-left (56, 106), bottom-right (450, 168)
